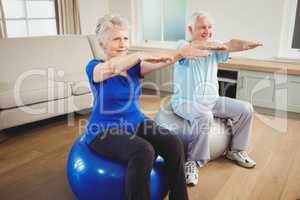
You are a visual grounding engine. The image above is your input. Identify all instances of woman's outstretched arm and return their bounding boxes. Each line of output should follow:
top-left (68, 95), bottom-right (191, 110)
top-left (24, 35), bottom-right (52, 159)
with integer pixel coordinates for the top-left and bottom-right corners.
top-left (140, 45), bottom-right (212, 76)
top-left (92, 52), bottom-right (175, 83)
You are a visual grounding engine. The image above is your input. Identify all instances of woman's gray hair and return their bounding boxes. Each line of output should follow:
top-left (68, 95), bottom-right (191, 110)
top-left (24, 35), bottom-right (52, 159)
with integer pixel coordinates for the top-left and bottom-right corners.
top-left (95, 13), bottom-right (129, 44)
top-left (189, 11), bottom-right (213, 27)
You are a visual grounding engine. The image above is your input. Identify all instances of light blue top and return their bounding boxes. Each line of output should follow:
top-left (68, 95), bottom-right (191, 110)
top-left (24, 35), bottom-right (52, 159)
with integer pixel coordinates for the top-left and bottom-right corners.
top-left (171, 40), bottom-right (229, 108)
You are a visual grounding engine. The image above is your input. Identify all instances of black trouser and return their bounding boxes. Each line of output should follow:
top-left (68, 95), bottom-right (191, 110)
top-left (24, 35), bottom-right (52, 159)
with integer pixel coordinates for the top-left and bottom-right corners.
top-left (89, 120), bottom-right (189, 200)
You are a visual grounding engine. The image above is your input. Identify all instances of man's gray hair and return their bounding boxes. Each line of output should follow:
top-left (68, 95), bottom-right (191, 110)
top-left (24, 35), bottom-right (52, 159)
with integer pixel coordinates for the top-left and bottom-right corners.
top-left (189, 11), bottom-right (213, 27)
top-left (95, 13), bottom-right (129, 45)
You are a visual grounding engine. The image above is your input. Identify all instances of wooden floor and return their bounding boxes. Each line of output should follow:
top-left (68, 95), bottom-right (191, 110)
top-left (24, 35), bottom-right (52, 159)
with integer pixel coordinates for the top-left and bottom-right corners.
top-left (1, 95), bottom-right (300, 200)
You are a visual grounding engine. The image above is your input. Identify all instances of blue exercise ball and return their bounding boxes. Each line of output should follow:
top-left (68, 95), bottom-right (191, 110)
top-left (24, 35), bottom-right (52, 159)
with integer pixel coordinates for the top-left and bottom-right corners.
top-left (67, 135), bottom-right (169, 200)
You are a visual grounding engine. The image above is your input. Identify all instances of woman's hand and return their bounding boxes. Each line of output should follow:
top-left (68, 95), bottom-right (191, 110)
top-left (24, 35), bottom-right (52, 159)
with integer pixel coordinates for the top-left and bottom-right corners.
top-left (137, 52), bottom-right (174, 63)
top-left (139, 52), bottom-right (178, 76)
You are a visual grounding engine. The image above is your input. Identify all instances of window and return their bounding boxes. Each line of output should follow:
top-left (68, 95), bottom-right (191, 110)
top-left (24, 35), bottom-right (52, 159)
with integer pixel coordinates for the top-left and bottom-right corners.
top-left (132, 0), bottom-right (186, 48)
top-left (292, 1), bottom-right (300, 49)
top-left (2, 0), bottom-right (57, 37)
top-left (279, 0), bottom-right (300, 59)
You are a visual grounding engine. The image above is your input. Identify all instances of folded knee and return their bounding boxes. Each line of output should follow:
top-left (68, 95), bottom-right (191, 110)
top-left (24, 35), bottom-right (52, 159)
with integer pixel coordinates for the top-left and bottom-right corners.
top-left (167, 135), bottom-right (185, 162)
top-left (135, 143), bottom-right (155, 165)
top-left (191, 111), bottom-right (213, 125)
top-left (242, 102), bottom-right (254, 117)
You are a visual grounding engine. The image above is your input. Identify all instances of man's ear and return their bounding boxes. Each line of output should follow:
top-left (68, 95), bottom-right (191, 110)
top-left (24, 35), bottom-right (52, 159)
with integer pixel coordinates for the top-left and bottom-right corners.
top-left (188, 26), bottom-right (193, 35)
top-left (99, 41), bottom-right (107, 50)
top-left (99, 42), bottom-right (104, 47)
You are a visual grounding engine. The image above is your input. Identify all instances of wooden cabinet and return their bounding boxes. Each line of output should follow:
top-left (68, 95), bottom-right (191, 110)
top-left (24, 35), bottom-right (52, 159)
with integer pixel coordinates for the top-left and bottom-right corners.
top-left (287, 75), bottom-right (300, 113)
top-left (237, 70), bottom-right (276, 109)
top-left (237, 70), bottom-right (300, 113)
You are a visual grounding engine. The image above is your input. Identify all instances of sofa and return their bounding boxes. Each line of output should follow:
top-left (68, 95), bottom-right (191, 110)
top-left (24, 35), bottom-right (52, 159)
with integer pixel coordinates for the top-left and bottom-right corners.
top-left (0, 35), bottom-right (104, 131)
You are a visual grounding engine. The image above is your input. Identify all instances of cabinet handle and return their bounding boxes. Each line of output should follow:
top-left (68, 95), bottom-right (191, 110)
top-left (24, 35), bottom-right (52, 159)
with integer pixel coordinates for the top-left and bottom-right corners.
top-left (290, 80), bottom-right (300, 84)
top-left (238, 76), bottom-right (244, 89)
top-left (218, 77), bottom-right (237, 84)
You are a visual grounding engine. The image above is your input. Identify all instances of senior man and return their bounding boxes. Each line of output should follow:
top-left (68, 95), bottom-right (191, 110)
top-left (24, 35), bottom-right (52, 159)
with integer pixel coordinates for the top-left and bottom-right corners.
top-left (171, 12), bottom-right (262, 186)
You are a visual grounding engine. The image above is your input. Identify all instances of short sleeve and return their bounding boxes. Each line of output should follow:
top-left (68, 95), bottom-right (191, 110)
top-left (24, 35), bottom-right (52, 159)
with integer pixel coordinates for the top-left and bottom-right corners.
top-left (214, 51), bottom-right (229, 63)
top-left (129, 62), bottom-right (144, 79)
top-left (176, 40), bottom-right (189, 49)
top-left (86, 59), bottom-right (103, 84)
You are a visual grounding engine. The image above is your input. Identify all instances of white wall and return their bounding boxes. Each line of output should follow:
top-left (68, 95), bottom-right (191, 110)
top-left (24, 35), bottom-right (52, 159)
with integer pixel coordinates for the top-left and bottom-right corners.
top-left (104, 0), bottom-right (287, 60)
top-left (79, 0), bottom-right (109, 35)
top-left (109, 0), bottom-right (132, 23)
top-left (188, 0), bottom-right (286, 59)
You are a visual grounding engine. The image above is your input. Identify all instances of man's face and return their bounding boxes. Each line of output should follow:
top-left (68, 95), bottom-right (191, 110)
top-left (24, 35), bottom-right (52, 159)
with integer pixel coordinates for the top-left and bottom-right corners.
top-left (102, 28), bottom-right (129, 58)
top-left (189, 16), bottom-right (213, 41)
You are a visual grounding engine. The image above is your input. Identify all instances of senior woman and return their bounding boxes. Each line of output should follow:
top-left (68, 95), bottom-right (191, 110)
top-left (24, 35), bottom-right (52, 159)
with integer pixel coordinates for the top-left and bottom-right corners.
top-left (84, 13), bottom-right (211, 200)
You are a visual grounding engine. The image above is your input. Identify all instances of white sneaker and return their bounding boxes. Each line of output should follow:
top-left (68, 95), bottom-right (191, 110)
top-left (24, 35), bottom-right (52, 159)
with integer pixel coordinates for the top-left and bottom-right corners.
top-left (184, 161), bottom-right (198, 186)
top-left (226, 150), bottom-right (256, 168)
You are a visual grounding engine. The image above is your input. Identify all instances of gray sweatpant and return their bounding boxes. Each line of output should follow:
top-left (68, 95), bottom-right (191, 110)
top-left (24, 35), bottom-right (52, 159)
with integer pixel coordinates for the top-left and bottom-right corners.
top-left (172, 96), bottom-right (253, 165)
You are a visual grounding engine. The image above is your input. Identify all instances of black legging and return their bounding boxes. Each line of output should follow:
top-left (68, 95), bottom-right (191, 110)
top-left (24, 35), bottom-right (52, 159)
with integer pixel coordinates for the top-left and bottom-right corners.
top-left (89, 119), bottom-right (189, 200)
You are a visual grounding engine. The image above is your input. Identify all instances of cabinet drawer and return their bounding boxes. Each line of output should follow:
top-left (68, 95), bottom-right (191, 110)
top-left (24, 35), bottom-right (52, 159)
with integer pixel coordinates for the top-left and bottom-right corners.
top-left (288, 76), bottom-right (300, 109)
top-left (238, 70), bottom-right (275, 108)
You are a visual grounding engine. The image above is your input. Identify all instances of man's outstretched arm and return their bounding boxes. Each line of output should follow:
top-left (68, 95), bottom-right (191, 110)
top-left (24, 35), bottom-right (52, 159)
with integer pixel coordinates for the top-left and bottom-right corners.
top-left (223, 39), bottom-right (263, 52)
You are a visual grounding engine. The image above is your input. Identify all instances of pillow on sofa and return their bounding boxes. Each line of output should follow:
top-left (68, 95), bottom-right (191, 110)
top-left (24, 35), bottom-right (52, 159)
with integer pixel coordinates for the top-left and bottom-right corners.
top-left (87, 35), bottom-right (106, 60)
top-left (64, 72), bottom-right (91, 96)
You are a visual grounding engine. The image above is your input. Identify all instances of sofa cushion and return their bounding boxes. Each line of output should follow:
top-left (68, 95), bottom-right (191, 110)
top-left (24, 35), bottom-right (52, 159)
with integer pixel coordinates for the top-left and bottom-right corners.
top-left (0, 76), bottom-right (72, 109)
top-left (70, 80), bottom-right (91, 95)
top-left (0, 97), bottom-right (72, 130)
top-left (64, 72), bottom-right (91, 95)
top-left (0, 35), bottom-right (94, 83)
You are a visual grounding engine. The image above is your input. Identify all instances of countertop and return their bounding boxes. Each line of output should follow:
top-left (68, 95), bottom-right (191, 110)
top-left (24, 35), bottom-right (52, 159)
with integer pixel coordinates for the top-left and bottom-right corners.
top-left (219, 58), bottom-right (300, 76)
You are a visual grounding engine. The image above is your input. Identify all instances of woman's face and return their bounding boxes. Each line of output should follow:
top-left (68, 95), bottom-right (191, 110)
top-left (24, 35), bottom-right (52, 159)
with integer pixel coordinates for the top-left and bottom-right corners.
top-left (102, 28), bottom-right (129, 58)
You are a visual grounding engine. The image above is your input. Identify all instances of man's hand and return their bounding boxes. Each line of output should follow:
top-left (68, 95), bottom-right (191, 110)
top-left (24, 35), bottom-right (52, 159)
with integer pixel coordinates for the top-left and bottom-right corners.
top-left (138, 52), bottom-right (174, 63)
top-left (242, 41), bottom-right (263, 50)
top-left (224, 39), bottom-right (263, 52)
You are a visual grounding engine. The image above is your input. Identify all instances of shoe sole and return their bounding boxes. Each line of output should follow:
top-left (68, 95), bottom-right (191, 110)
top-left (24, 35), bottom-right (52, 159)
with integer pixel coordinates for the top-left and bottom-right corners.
top-left (187, 182), bottom-right (197, 187)
top-left (226, 155), bottom-right (256, 168)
